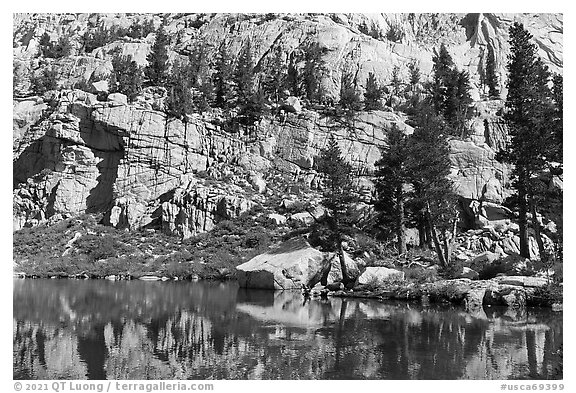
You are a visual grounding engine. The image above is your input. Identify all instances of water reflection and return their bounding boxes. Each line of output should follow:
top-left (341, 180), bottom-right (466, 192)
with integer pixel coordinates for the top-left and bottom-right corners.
top-left (13, 279), bottom-right (562, 380)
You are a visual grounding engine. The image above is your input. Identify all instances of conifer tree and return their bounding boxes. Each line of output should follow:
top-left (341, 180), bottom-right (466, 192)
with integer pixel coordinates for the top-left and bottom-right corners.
top-left (339, 72), bottom-right (362, 114)
top-left (286, 56), bottom-right (300, 97)
top-left (212, 45), bottom-right (236, 109)
top-left (145, 25), bottom-right (170, 86)
top-left (110, 54), bottom-right (143, 102)
top-left (234, 41), bottom-right (255, 107)
top-left (408, 61), bottom-right (421, 90)
top-left (430, 43), bottom-right (472, 136)
top-left (486, 45), bottom-right (499, 98)
top-left (407, 109), bottom-right (457, 267)
top-left (364, 72), bottom-right (383, 110)
top-left (165, 57), bottom-right (194, 120)
top-left (302, 42), bottom-right (327, 103)
top-left (497, 22), bottom-right (557, 259)
top-left (315, 135), bottom-right (357, 286)
top-left (497, 22), bottom-right (554, 258)
top-left (374, 125), bottom-right (411, 254)
top-left (262, 47), bottom-right (286, 104)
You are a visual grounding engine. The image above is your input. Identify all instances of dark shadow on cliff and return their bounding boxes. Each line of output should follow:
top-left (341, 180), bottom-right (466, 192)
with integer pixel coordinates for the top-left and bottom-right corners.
top-left (13, 137), bottom-right (49, 188)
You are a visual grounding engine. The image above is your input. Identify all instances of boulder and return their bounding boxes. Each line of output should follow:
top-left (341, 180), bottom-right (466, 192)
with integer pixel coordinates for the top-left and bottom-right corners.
top-left (107, 92), bottom-right (128, 105)
top-left (248, 172), bottom-right (267, 193)
top-left (281, 96), bottom-right (302, 113)
top-left (267, 213), bottom-right (287, 225)
top-left (459, 266), bottom-right (480, 280)
top-left (501, 236), bottom-right (520, 254)
top-left (325, 251), bottom-right (362, 284)
top-left (92, 80), bottom-right (109, 93)
top-left (495, 275), bottom-right (548, 288)
top-left (465, 288), bottom-right (486, 310)
top-left (500, 287), bottom-right (527, 309)
top-left (236, 237), bottom-right (328, 290)
top-left (467, 251), bottom-right (499, 271)
top-left (357, 267), bottom-right (405, 287)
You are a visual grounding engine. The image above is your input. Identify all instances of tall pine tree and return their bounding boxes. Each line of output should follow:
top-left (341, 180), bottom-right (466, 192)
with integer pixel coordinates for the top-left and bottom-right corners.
top-left (212, 45), bottom-right (236, 110)
top-left (375, 125), bottom-right (411, 255)
top-left (315, 135), bottom-right (357, 286)
top-left (145, 25), bottom-right (170, 86)
top-left (407, 108), bottom-right (457, 267)
top-left (486, 45), bottom-right (499, 98)
top-left (364, 72), bottom-right (383, 110)
top-left (496, 22), bottom-right (556, 259)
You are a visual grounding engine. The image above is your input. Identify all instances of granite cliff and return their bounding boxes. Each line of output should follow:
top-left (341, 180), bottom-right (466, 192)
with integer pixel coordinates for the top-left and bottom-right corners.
top-left (13, 13), bottom-right (563, 237)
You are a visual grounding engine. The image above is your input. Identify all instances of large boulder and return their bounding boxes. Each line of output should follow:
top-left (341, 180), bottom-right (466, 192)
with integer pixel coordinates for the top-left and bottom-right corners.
top-left (325, 251), bottom-right (362, 284)
top-left (467, 251), bottom-right (499, 272)
top-left (236, 237), bottom-right (328, 290)
top-left (357, 267), bottom-right (405, 287)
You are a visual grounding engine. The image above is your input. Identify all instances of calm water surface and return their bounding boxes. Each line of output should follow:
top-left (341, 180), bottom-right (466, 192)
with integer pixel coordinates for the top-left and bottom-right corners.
top-left (13, 279), bottom-right (562, 380)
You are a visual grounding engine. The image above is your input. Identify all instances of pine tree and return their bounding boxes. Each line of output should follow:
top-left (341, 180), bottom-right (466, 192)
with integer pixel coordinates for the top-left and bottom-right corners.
top-left (364, 72), bottom-right (383, 110)
top-left (111, 54), bottom-right (143, 102)
top-left (165, 57), bottom-right (194, 120)
top-left (145, 25), bottom-right (170, 86)
top-left (430, 44), bottom-right (472, 136)
top-left (286, 55), bottom-right (300, 97)
top-left (302, 42), bottom-right (327, 104)
top-left (390, 66), bottom-right (402, 97)
top-left (375, 125), bottom-right (411, 254)
top-left (339, 72), bottom-right (362, 114)
top-left (496, 22), bottom-right (556, 259)
top-left (39, 33), bottom-right (51, 57)
top-left (234, 41), bottom-right (255, 107)
top-left (551, 73), bottom-right (563, 163)
top-left (188, 42), bottom-right (214, 113)
top-left (407, 108), bottom-right (457, 267)
top-left (30, 67), bottom-right (59, 95)
top-left (408, 61), bottom-right (421, 90)
top-left (212, 45), bottom-right (236, 109)
top-left (262, 47), bottom-right (286, 104)
top-left (315, 135), bottom-right (357, 286)
top-left (486, 45), bottom-right (499, 98)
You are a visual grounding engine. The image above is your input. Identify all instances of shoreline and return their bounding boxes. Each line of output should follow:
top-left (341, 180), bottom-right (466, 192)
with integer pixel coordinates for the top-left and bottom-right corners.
top-left (13, 271), bottom-right (563, 311)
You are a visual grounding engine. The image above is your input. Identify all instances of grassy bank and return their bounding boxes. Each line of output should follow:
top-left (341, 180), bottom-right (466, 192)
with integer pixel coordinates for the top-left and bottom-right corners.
top-left (13, 211), bottom-right (287, 280)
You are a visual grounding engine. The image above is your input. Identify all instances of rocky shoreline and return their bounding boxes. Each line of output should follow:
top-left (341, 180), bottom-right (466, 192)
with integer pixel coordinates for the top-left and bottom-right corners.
top-left (13, 267), bottom-right (563, 312)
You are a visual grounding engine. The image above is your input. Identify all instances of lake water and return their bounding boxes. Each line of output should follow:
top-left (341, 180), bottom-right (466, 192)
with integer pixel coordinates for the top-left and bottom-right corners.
top-left (13, 279), bottom-right (562, 380)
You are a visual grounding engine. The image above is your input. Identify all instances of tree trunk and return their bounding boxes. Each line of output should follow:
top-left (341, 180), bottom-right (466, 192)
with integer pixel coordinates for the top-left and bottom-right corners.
top-left (444, 210), bottom-right (460, 264)
top-left (426, 205), bottom-right (447, 268)
top-left (418, 215), bottom-right (427, 249)
top-left (518, 177), bottom-right (531, 258)
top-left (396, 183), bottom-right (407, 255)
top-left (529, 197), bottom-right (547, 263)
top-left (337, 239), bottom-right (351, 286)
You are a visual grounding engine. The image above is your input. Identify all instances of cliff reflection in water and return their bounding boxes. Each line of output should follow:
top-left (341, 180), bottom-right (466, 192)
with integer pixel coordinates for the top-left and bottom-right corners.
top-left (13, 279), bottom-right (562, 380)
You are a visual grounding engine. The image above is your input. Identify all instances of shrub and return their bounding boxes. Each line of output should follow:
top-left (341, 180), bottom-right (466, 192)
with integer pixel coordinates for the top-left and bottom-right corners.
top-left (403, 267), bottom-right (438, 283)
top-left (242, 228), bottom-right (271, 249)
top-left (39, 33), bottom-right (73, 58)
top-left (30, 67), bottom-right (59, 95)
top-left (386, 23), bottom-right (404, 43)
top-left (110, 54), bottom-right (143, 102)
top-left (527, 284), bottom-right (563, 307)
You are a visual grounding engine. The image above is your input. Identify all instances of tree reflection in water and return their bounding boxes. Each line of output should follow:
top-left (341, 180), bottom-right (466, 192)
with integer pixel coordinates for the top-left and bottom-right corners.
top-left (13, 279), bottom-right (562, 380)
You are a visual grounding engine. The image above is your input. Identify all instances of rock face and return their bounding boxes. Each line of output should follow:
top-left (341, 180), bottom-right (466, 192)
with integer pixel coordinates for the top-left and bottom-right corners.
top-left (13, 13), bottom-right (563, 233)
top-left (236, 237), bottom-right (328, 290)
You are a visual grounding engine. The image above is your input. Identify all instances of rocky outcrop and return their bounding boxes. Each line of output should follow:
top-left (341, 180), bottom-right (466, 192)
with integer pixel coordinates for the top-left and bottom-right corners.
top-left (357, 266), bottom-right (405, 286)
top-left (12, 13), bottom-right (562, 234)
top-left (423, 276), bottom-right (550, 310)
top-left (236, 237), bottom-right (328, 290)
